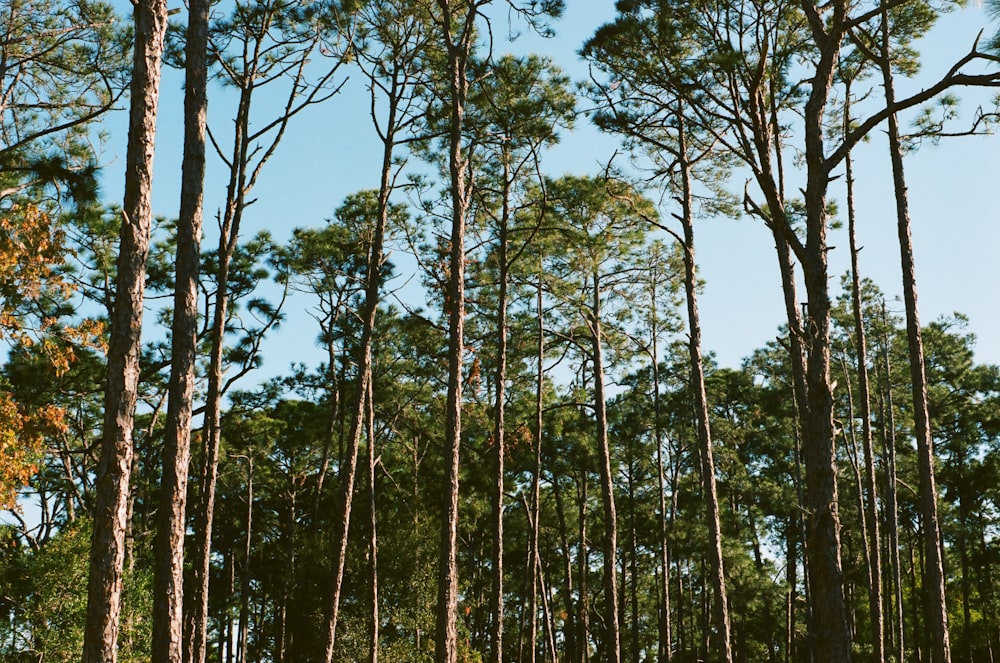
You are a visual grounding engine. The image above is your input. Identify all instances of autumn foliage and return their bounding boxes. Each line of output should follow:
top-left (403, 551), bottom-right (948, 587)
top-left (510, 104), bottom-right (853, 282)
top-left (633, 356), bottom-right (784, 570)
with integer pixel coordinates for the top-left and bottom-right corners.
top-left (0, 203), bottom-right (102, 509)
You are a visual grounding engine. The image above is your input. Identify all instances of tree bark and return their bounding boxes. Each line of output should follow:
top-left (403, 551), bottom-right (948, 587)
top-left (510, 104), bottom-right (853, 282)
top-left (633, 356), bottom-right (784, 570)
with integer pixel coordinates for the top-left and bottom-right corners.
top-left (83, 1), bottom-right (167, 660)
top-left (236, 456), bottom-right (253, 663)
top-left (152, 0), bottom-right (208, 658)
top-left (878, 305), bottom-right (906, 662)
top-left (797, 5), bottom-right (853, 657)
top-left (368, 379), bottom-right (380, 663)
top-left (321, 56), bottom-right (401, 663)
top-left (650, 266), bottom-right (673, 663)
top-left (879, 11), bottom-right (951, 662)
top-left (677, 115), bottom-right (733, 663)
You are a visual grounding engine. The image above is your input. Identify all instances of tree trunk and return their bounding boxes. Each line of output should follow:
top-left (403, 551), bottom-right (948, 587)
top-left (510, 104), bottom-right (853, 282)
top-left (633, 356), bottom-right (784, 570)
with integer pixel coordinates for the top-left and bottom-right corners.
top-left (433, 3), bottom-right (475, 661)
top-left (321, 60), bottom-right (401, 663)
top-left (843, 87), bottom-right (886, 661)
top-left (798, 12), bottom-right (853, 658)
top-left (677, 117), bottom-right (733, 663)
top-left (553, 474), bottom-right (578, 663)
top-left (879, 12), bottom-right (951, 662)
top-left (528, 267), bottom-right (545, 663)
top-left (235, 457), bottom-right (253, 663)
top-left (368, 379), bottom-right (380, 663)
top-left (878, 306), bottom-right (906, 662)
top-left (579, 472), bottom-right (590, 663)
top-left (152, 0), bottom-right (208, 658)
top-left (83, 2), bottom-right (167, 660)
top-left (187, 74), bottom-right (252, 663)
top-left (491, 151), bottom-right (512, 663)
top-left (590, 271), bottom-right (621, 663)
top-left (649, 257), bottom-right (673, 663)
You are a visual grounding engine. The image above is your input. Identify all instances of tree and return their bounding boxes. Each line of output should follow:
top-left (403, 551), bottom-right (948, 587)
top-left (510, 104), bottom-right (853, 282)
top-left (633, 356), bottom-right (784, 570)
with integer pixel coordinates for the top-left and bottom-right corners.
top-left (183, 3), bottom-right (354, 659)
top-left (317, 1), bottom-right (430, 654)
top-left (872, 5), bottom-right (952, 659)
top-left (541, 174), bottom-right (652, 663)
top-left (83, 1), bottom-right (168, 660)
top-left (151, 0), bottom-right (209, 657)
top-left (0, 0), bottom-right (128, 205)
top-left (463, 52), bottom-right (575, 663)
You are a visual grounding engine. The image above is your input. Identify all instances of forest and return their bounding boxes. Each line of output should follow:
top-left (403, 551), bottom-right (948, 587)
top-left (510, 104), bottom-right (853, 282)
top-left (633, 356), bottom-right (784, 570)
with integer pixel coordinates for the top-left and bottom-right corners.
top-left (3, 0), bottom-right (1000, 662)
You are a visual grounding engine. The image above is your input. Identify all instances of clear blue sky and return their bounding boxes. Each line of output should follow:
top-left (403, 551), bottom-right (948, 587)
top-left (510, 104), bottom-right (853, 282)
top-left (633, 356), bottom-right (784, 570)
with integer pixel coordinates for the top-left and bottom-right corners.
top-left (97, 1), bottom-right (1000, 380)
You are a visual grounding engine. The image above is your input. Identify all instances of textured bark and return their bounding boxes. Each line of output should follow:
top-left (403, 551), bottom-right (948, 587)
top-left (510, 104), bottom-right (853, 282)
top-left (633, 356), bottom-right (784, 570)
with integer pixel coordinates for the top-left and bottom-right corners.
top-left (151, 0), bottom-right (208, 659)
top-left (879, 13), bottom-right (951, 662)
top-left (367, 380), bottom-right (380, 663)
top-left (676, 127), bottom-right (732, 663)
top-left (83, 1), bottom-right (167, 660)
top-left (186, 112), bottom-right (244, 663)
top-left (878, 311), bottom-right (906, 662)
top-left (236, 457), bottom-right (253, 663)
top-left (797, 3), bottom-right (853, 658)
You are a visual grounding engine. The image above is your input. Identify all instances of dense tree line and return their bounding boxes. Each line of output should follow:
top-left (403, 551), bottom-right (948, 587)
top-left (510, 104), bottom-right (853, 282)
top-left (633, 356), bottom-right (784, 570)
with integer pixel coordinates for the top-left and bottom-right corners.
top-left (2, 0), bottom-right (1000, 662)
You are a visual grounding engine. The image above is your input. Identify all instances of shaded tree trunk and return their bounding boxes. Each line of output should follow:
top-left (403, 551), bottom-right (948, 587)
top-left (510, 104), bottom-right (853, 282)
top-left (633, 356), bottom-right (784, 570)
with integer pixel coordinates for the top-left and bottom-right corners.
top-left (321, 50), bottom-right (403, 663)
top-left (491, 152), bottom-right (512, 663)
top-left (368, 379), bottom-right (380, 663)
top-left (878, 305), bottom-right (906, 662)
top-left (528, 267), bottom-right (545, 663)
top-left (646, 251), bottom-right (673, 663)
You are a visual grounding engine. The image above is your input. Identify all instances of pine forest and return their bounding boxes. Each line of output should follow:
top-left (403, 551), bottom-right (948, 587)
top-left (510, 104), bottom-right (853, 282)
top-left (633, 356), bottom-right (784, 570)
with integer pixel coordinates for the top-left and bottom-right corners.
top-left (4, 0), bottom-right (1000, 662)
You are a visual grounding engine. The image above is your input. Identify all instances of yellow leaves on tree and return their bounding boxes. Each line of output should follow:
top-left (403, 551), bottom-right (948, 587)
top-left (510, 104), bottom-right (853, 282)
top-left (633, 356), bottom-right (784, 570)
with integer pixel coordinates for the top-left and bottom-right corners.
top-left (0, 203), bottom-right (105, 355)
top-left (0, 203), bottom-right (102, 508)
top-left (0, 390), bottom-right (67, 509)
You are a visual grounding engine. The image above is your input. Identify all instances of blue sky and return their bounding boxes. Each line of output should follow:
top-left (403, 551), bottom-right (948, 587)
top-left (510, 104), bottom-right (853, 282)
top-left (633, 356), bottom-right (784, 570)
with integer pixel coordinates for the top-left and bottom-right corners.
top-left (96, 1), bottom-right (1000, 380)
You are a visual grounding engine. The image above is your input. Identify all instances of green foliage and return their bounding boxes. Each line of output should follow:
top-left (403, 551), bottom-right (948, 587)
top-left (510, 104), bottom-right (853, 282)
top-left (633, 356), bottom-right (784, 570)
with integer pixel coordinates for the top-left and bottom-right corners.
top-left (0, 0), bottom-right (129, 206)
top-left (0, 520), bottom-right (152, 661)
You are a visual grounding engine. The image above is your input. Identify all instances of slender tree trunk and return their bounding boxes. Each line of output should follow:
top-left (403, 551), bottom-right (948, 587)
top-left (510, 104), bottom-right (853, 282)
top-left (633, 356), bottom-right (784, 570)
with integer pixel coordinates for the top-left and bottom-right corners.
top-left (433, 3), bottom-right (475, 661)
top-left (275, 486), bottom-right (295, 663)
top-left (676, 118), bottom-right (732, 663)
top-left (368, 379), bottom-right (380, 663)
top-left (589, 271), bottom-right (621, 663)
top-left (83, 2), bottom-right (167, 660)
top-left (649, 258), bottom-right (673, 663)
top-left (878, 307), bottom-right (906, 662)
top-left (313, 338), bottom-right (340, 519)
top-left (321, 70), bottom-right (400, 663)
top-left (236, 456), bottom-right (253, 663)
top-left (491, 153), bottom-right (512, 663)
top-left (152, 0), bottom-right (208, 658)
top-left (553, 473), bottom-right (579, 663)
top-left (843, 87), bottom-right (886, 661)
top-left (574, 471), bottom-right (591, 663)
top-left (224, 547), bottom-right (234, 663)
top-left (187, 76), bottom-right (252, 663)
top-left (529, 268), bottom-right (545, 663)
top-left (879, 12), bottom-right (951, 662)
